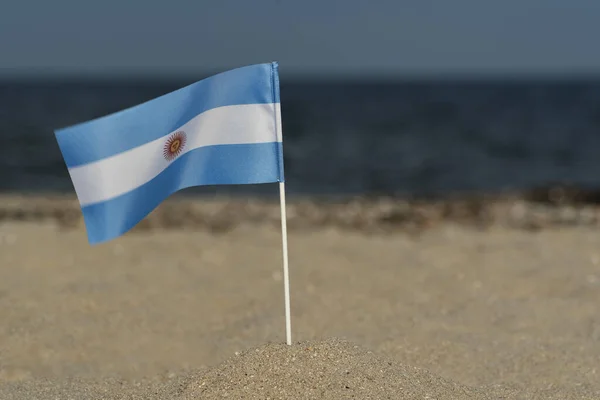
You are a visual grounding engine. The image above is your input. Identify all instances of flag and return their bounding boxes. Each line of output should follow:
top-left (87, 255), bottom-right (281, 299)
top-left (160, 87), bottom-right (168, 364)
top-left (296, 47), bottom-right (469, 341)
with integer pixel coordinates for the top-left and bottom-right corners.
top-left (54, 62), bottom-right (284, 245)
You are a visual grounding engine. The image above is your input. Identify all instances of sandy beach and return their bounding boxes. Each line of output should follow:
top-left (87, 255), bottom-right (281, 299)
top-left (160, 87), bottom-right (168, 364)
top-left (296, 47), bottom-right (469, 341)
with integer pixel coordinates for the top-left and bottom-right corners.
top-left (0, 194), bottom-right (599, 399)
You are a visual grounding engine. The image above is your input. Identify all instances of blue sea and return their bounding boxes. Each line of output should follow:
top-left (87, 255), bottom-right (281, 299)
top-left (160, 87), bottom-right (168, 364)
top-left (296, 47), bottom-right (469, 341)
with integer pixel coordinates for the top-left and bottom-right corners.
top-left (2, 77), bottom-right (600, 198)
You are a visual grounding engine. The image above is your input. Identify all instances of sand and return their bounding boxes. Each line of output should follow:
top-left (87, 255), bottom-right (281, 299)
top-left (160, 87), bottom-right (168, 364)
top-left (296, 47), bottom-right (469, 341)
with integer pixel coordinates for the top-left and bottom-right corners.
top-left (1, 195), bottom-right (600, 399)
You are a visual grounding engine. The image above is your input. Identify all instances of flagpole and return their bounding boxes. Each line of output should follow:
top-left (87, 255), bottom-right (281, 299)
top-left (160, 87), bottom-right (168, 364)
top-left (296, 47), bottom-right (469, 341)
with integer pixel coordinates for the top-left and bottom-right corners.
top-left (279, 181), bottom-right (292, 345)
top-left (272, 61), bottom-right (291, 345)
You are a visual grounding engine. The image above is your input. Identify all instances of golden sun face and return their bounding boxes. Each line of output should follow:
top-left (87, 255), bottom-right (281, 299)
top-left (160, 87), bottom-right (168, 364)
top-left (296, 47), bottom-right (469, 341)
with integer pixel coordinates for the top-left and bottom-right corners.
top-left (163, 131), bottom-right (187, 161)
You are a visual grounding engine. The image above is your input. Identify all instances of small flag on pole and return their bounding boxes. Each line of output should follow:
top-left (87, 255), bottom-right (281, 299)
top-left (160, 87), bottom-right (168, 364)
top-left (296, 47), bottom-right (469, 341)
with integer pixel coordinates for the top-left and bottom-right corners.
top-left (54, 62), bottom-right (292, 345)
top-left (55, 62), bottom-right (284, 245)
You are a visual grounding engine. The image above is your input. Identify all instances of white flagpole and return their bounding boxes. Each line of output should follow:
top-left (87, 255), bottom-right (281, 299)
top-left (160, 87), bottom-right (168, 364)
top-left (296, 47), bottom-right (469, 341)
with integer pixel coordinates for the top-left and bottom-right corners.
top-left (279, 181), bottom-right (292, 345)
top-left (273, 74), bottom-right (292, 345)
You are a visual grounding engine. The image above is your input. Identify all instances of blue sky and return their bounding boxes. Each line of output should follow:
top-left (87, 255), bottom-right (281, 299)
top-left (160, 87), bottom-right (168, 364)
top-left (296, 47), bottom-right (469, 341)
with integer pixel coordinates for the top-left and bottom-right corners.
top-left (1, 0), bottom-right (600, 76)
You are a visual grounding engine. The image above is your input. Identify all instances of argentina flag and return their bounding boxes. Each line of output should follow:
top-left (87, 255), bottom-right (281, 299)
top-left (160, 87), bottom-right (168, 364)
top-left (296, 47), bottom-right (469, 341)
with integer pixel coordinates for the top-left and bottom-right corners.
top-left (55, 62), bottom-right (284, 245)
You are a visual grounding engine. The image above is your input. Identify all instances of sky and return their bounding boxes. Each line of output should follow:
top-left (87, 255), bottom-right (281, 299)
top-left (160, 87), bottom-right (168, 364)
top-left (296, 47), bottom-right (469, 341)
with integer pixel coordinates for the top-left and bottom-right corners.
top-left (1, 0), bottom-right (600, 77)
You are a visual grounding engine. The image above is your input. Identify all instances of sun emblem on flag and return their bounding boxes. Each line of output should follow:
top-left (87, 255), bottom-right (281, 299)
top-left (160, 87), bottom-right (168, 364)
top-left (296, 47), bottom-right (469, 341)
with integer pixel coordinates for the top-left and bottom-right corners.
top-left (163, 131), bottom-right (187, 161)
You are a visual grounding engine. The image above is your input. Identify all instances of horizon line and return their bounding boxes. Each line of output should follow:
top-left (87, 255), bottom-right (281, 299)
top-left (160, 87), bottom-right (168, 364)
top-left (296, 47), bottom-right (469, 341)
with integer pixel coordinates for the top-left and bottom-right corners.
top-left (2, 66), bottom-right (600, 82)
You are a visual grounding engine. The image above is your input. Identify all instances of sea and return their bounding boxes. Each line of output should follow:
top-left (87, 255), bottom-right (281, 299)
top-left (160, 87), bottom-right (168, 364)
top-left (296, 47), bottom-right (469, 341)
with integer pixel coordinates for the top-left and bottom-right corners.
top-left (2, 77), bottom-right (600, 198)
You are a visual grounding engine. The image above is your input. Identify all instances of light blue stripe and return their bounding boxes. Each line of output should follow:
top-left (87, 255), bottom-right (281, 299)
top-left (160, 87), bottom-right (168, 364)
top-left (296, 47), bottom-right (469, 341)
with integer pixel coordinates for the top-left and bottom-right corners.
top-left (81, 142), bottom-right (283, 245)
top-left (55, 62), bottom-right (281, 168)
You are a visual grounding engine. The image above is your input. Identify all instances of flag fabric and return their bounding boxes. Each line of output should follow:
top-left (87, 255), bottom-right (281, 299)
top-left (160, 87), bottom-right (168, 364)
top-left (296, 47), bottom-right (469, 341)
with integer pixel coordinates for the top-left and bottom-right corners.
top-left (54, 62), bottom-right (284, 245)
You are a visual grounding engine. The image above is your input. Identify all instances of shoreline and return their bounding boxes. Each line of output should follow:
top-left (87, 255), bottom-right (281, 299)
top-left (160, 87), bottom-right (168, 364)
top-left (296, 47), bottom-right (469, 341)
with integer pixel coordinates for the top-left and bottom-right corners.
top-left (1, 185), bottom-right (600, 234)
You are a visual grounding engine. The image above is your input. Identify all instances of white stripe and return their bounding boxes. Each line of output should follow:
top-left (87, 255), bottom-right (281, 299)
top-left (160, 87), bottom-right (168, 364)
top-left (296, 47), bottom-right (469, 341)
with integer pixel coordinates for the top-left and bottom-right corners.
top-left (275, 103), bottom-right (283, 142)
top-left (69, 103), bottom-right (278, 206)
